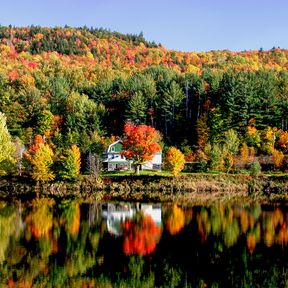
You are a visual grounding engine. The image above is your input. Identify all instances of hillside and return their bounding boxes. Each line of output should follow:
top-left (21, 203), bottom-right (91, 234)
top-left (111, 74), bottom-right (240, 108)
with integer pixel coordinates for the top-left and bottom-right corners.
top-left (0, 26), bottom-right (288, 177)
top-left (1, 26), bottom-right (288, 73)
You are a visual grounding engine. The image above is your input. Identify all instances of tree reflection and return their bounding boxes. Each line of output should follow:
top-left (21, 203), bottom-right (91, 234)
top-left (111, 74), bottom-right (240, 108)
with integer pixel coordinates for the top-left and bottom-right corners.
top-left (25, 199), bottom-right (54, 240)
top-left (165, 205), bottom-right (185, 235)
top-left (195, 204), bottom-right (288, 253)
top-left (1, 201), bottom-right (288, 287)
top-left (122, 212), bottom-right (161, 255)
top-left (0, 202), bottom-right (18, 264)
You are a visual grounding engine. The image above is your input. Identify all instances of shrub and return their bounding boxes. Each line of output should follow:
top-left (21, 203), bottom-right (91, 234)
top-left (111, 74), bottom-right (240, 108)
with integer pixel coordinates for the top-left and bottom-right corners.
top-left (165, 147), bottom-right (185, 176)
top-left (247, 161), bottom-right (261, 176)
top-left (272, 149), bottom-right (284, 169)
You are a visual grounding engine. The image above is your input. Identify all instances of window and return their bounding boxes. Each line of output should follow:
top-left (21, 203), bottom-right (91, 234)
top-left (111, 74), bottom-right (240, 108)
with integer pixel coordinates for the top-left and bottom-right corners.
top-left (111, 146), bottom-right (115, 152)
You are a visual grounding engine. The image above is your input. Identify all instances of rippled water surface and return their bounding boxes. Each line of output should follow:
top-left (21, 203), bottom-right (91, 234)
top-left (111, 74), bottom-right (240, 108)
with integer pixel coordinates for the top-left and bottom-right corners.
top-left (0, 199), bottom-right (288, 287)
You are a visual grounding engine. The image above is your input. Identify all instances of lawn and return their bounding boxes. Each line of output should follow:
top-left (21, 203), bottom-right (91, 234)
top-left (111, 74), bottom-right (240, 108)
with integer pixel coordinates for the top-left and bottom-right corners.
top-left (102, 170), bottom-right (172, 177)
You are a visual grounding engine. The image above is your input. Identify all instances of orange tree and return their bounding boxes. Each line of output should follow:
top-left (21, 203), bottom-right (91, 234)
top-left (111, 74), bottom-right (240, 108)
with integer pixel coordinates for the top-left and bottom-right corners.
top-left (25, 135), bottom-right (55, 182)
top-left (121, 123), bottom-right (161, 174)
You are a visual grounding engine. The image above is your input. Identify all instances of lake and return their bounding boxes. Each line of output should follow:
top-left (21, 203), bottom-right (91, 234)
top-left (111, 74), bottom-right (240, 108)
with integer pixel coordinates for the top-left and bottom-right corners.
top-left (0, 199), bottom-right (288, 287)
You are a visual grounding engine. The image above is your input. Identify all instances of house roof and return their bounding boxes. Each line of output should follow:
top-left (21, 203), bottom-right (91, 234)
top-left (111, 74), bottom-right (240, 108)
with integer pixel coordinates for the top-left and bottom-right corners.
top-left (107, 139), bottom-right (123, 153)
top-left (107, 139), bottom-right (162, 154)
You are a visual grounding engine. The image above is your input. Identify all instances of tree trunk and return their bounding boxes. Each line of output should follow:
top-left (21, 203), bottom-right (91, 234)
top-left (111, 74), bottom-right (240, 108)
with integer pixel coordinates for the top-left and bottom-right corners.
top-left (135, 164), bottom-right (140, 175)
top-left (185, 84), bottom-right (189, 119)
top-left (172, 103), bottom-right (175, 128)
top-left (165, 114), bottom-right (168, 136)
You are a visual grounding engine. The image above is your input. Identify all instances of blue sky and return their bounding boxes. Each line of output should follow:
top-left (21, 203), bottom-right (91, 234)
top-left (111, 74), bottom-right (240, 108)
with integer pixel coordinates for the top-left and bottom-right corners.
top-left (0, 0), bottom-right (287, 52)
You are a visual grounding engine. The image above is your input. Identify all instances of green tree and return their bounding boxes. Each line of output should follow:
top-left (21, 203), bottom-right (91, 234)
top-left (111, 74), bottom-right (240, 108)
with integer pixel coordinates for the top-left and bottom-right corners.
top-left (276, 71), bottom-right (288, 130)
top-left (36, 110), bottom-right (54, 135)
top-left (59, 145), bottom-right (81, 181)
top-left (222, 129), bottom-right (240, 156)
top-left (205, 143), bottom-right (224, 171)
top-left (0, 112), bottom-right (15, 174)
top-left (162, 81), bottom-right (184, 130)
top-left (127, 91), bottom-right (147, 124)
top-left (220, 71), bottom-right (256, 130)
top-left (64, 92), bottom-right (104, 151)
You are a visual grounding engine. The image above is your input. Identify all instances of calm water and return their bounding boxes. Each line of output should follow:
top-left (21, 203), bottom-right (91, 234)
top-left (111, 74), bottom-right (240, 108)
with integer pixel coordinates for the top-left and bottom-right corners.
top-left (0, 199), bottom-right (288, 287)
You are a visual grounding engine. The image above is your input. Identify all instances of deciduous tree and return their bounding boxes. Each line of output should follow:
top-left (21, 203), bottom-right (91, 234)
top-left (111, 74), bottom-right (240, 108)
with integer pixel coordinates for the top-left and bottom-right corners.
top-left (0, 112), bottom-right (15, 174)
top-left (29, 143), bottom-right (55, 182)
top-left (165, 147), bottom-right (185, 176)
top-left (59, 144), bottom-right (81, 181)
top-left (121, 123), bottom-right (161, 174)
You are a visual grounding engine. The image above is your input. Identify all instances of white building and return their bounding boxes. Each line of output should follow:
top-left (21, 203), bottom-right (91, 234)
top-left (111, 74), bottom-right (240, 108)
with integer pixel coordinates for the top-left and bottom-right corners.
top-left (102, 203), bottom-right (162, 236)
top-left (103, 140), bottom-right (162, 171)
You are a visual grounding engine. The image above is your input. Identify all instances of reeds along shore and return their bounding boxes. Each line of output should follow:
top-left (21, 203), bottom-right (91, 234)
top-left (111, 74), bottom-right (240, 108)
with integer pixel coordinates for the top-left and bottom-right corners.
top-left (1, 174), bottom-right (288, 203)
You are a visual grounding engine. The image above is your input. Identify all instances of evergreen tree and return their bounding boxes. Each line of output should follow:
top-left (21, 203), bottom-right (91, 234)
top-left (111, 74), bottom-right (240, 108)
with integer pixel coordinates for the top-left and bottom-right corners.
top-left (127, 91), bottom-right (147, 124)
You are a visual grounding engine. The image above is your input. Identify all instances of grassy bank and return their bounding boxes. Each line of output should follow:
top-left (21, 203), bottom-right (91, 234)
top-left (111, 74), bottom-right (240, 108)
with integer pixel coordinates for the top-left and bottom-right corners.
top-left (1, 172), bottom-right (288, 204)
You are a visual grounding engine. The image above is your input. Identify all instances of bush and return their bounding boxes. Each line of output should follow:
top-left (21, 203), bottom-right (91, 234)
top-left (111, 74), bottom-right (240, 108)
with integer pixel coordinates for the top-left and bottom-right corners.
top-left (247, 161), bottom-right (261, 176)
top-left (183, 162), bottom-right (207, 173)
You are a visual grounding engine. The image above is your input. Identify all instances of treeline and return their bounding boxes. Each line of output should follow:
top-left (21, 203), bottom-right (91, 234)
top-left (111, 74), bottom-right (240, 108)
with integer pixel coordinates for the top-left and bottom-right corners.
top-left (0, 26), bottom-right (288, 179)
top-left (0, 25), bottom-right (159, 55)
top-left (1, 26), bottom-right (288, 71)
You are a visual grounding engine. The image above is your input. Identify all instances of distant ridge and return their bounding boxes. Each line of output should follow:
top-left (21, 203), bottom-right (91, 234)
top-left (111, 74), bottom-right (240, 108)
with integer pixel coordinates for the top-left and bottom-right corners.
top-left (0, 25), bottom-right (287, 72)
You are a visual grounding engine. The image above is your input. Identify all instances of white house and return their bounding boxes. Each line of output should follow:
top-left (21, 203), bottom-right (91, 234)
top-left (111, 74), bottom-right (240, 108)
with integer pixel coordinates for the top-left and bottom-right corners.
top-left (103, 140), bottom-right (162, 171)
top-left (102, 203), bottom-right (162, 236)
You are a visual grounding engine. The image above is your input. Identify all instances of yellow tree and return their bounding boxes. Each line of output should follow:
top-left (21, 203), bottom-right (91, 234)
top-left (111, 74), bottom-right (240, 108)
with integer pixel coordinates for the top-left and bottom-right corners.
top-left (166, 205), bottom-right (185, 235)
top-left (165, 147), bottom-right (185, 176)
top-left (30, 143), bottom-right (55, 182)
top-left (59, 144), bottom-right (81, 181)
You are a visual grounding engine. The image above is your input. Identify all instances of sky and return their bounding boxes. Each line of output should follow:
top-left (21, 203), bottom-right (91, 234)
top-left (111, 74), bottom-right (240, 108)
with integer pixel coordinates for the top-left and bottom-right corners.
top-left (0, 0), bottom-right (287, 52)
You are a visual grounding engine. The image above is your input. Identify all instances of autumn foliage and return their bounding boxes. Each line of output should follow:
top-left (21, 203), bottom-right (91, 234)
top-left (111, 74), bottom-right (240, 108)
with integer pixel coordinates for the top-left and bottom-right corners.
top-left (272, 149), bottom-right (285, 169)
top-left (59, 144), bottom-right (81, 181)
top-left (165, 147), bottom-right (185, 176)
top-left (122, 213), bottom-right (161, 255)
top-left (121, 123), bottom-right (161, 174)
top-left (166, 205), bottom-right (185, 235)
top-left (1, 26), bottom-right (288, 179)
top-left (25, 203), bottom-right (53, 239)
top-left (25, 136), bottom-right (55, 182)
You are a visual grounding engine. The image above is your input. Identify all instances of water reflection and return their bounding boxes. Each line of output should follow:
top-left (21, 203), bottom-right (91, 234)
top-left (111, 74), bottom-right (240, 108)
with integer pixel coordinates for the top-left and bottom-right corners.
top-left (195, 204), bottom-right (288, 253)
top-left (102, 203), bottom-right (162, 255)
top-left (0, 200), bottom-right (288, 287)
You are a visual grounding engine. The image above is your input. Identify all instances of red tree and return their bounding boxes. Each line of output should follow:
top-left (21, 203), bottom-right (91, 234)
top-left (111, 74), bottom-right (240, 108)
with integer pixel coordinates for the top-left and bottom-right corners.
top-left (122, 213), bottom-right (161, 255)
top-left (121, 123), bottom-right (161, 174)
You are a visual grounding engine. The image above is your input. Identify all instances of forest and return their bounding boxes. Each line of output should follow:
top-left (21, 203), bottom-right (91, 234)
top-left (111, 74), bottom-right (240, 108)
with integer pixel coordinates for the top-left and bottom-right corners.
top-left (1, 26), bottom-right (288, 180)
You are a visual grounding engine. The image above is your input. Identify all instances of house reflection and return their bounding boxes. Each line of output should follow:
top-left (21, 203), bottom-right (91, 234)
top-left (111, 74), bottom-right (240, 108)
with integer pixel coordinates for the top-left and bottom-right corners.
top-left (102, 203), bottom-right (162, 236)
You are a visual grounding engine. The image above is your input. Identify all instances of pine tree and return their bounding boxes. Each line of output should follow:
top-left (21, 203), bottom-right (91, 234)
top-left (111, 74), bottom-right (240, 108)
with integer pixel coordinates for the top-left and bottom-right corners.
top-left (127, 91), bottom-right (147, 124)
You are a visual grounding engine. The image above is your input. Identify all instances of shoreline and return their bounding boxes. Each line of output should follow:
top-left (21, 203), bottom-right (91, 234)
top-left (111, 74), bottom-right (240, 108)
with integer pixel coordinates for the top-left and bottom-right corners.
top-left (1, 174), bottom-right (288, 204)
